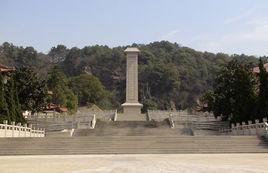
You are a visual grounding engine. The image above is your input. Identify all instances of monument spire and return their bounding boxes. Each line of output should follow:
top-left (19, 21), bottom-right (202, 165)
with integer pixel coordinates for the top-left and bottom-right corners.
top-left (121, 47), bottom-right (143, 116)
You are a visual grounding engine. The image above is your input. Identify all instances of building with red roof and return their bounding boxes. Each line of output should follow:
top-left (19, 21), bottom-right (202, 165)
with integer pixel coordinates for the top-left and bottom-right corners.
top-left (45, 103), bottom-right (68, 113)
top-left (253, 63), bottom-right (268, 74)
top-left (0, 64), bottom-right (15, 74)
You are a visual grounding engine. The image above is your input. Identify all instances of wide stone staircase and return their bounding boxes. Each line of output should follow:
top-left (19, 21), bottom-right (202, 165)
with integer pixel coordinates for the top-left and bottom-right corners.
top-left (0, 136), bottom-right (267, 155)
top-left (73, 120), bottom-right (184, 136)
top-left (5, 116), bottom-right (264, 155)
top-left (192, 121), bottom-right (230, 136)
top-left (28, 119), bottom-right (75, 132)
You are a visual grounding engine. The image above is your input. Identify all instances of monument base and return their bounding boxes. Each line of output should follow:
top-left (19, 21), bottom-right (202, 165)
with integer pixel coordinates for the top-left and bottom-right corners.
top-left (121, 102), bottom-right (143, 115)
top-left (119, 103), bottom-right (146, 121)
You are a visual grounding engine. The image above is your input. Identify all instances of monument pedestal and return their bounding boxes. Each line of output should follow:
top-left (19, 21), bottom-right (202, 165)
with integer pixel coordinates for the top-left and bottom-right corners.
top-left (118, 102), bottom-right (145, 121)
top-left (122, 102), bottom-right (143, 115)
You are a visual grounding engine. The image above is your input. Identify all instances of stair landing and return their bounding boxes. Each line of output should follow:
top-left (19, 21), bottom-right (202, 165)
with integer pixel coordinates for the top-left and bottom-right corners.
top-left (116, 113), bottom-right (147, 121)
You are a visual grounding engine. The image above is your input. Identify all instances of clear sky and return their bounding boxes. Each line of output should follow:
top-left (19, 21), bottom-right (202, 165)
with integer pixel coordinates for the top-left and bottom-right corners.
top-left (1, 0), bottom-right (268, 55)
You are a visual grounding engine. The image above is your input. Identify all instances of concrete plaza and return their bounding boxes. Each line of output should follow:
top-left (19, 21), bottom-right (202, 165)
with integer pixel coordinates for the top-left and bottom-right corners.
top-left (0, 154), bottom-right (268, 173)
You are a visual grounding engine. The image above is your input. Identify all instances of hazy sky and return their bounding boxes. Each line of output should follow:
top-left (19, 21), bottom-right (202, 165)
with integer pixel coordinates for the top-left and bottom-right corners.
top-left (1, 0), bottom-right (268, 55)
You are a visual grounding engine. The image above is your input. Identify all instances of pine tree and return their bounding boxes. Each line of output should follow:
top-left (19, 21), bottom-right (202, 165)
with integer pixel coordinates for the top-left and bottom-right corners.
top-left (5, 76), bottom-right (25, 123)
top-left (14, 84), bottom-right (25, 123)
top-left (257, 59), bottom-right (268, 118)
top-left (0, 74), bottom-right (10, 123)
top-left (13, 67), bottom-right (48, 113)
top-left (5, 77), bottom-right (16, 122)
top-left (212, 60), bottom-right (257, 122)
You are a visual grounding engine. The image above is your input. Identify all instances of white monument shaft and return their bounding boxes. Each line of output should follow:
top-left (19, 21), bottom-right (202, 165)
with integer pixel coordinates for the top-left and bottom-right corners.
top-left (122, 47), bottom-right (143, 115)
top-left (126, 53), bottom-right (138, 102)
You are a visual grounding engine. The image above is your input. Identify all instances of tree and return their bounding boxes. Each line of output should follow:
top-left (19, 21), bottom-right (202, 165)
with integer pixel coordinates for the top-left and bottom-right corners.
top-left (142, 98), bottom-right (158, 112)
top-left (5, 77), bottom-right (16, 122)
top-left (0, 74), bottom-right (9, 122)
top-left (5, 76), bottom-right (25, 123)
top-left (13, 67), bottom-right (48, 113)
top-left (13, 83), bottom-right (25, 123)
top-left (200, 91), bottom-right (215, 112)
top-left (212, 60), bottom-right (257, 122)
top-left (48, 45), bottom-right (68, 64)
top-left (70, 73), bottom-right (107, 106)
top-left (17, 46), bottom-right (38, 67)
top-left (47, 66), bottom-right (78, 112)
top-left (63, 47), bottom-right (82, 76)
top-left (139, 63), bottom-right (180, 110)
top-left (257, 58), bottom-right (268, 118)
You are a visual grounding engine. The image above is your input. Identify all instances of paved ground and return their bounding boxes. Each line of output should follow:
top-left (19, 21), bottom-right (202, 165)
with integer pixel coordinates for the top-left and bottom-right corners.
top-left (0, 154), bottom-right (268, 173)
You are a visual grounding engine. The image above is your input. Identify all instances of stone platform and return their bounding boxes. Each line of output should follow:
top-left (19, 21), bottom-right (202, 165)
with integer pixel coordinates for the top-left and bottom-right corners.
top-left (1, 154), bottom-right (268, 173)
top-left (116, 113), bottom-right (147, 121)
top-left (73, 120), bottom-right (182, 136)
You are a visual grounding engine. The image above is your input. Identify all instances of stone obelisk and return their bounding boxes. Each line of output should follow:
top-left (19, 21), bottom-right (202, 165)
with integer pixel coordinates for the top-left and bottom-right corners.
top-left (121, 47), bottom-right (143, 115)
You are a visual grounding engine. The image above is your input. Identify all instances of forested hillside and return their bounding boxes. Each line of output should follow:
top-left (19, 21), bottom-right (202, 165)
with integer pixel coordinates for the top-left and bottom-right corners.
top-left (0, 41), bottom-right (261, 111)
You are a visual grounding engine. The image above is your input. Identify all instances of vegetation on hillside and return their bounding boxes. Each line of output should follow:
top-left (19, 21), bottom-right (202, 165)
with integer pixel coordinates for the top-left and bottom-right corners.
top-left (47, 66), bottom-right (78, 113)
top-left (1, 41), bottom-right (266, 122)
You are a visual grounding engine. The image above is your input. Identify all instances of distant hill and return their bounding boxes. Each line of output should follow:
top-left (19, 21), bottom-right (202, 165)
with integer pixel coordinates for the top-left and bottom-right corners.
top-left (0, 41), bottom-right (262, 110)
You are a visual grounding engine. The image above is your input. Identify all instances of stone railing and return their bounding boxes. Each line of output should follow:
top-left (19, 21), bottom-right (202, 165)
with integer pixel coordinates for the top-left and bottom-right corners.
top-left (0, 121), bottom-right (45, 137)
top-left (219, 118), bottom-right (268, 137)
top-left (26, 112), bottom-right (68, 119)
top-left (27, 110), bottom-right (117, 122)
top-left (147, 110), bottom-right (190, 121)
top-left (147, 110), bottom-right (217, 122)
top-left (26, 113), bottom-right (75, 124)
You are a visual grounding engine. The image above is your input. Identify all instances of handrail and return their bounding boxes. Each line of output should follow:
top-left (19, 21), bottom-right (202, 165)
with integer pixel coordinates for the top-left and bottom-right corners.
top-left (219, 118), bottom-right (268, 137)
top-left (0, 121), bottom-right (45, 137)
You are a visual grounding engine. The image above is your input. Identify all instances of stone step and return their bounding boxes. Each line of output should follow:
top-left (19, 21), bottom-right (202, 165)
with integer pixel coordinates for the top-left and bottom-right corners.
top-left (0, 136), bottom-right (267, 155)
top-left (73, 120), bottom-right (176, 136)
